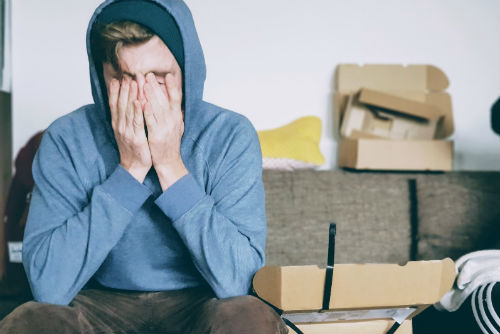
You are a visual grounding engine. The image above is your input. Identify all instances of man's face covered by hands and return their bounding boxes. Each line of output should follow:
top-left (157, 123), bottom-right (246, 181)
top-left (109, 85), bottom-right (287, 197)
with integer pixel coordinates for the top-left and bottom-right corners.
top-left (102, 35), bottom-right (182, 110)
top-left (102, 35), bottom-right (188, 190)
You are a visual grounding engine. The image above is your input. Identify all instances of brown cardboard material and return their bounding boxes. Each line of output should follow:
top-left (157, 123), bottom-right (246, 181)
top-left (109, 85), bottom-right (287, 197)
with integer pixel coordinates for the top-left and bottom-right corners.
top-left (253, 259), bottom-right (455, 312)
top-left (358, 88), bottom-right (444, 121)
top-left (253, 259), bottom-right (455, 334)
top-left (335, 65), bottom-right (453, 137)
top-left (290, 319), bottom-right (412, 334)
top-left (334, 64), bottom-right (454, 171)
top-left (340, 89), bottom-right (444, 140)
top-left (336, 64), bottom-right (448, 92)
top-left (338, 138), bottom-right (453, 171)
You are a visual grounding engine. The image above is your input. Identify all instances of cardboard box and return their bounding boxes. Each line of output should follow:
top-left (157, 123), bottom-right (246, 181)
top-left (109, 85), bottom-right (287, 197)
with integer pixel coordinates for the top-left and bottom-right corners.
top-left (340, 88), bottom-right (444, 140)
top-left (253, 258), bottom-right (455, 334)
top-left (334, 64), bottom-right (454, 171)
top-left (338, 138), bottom-right (453, 171)
top-left (291, 319), bottom-right (412, 334)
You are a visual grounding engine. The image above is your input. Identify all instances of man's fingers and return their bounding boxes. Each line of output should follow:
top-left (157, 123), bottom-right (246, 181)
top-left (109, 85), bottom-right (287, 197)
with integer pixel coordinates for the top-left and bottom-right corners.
top-left (132, 100), bottom-right (144, 134)
top-left (126, 81), bottom-right (138, 127)
top-left (118, 78), bottom-right (131, 120)
top-left (144, 80), bottom-right (163, 118)
top-left (108, 79), bottom-right (120, 126)
top-left (165, 73), bottom-right (182, 110)
top-left (145, 73), bottom-right (169, 110)
top-left (143, 101), bottom-right (157, 130)
top-left (129, 80), bottom-right (138, 106)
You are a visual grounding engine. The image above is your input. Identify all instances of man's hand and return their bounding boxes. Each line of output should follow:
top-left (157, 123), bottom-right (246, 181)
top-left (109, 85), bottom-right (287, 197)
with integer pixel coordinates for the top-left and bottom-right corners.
top-left (144, 72), bottom-right (188, 191)
top-left (109, 77), bottom-right (152, 183)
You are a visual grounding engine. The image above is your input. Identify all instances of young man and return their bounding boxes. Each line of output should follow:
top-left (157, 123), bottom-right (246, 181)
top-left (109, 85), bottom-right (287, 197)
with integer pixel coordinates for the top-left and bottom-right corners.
top-left (0, 0), bottom-right (287, 333)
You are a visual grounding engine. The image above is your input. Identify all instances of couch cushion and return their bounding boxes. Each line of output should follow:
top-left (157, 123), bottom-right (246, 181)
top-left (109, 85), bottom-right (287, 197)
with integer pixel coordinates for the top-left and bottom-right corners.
top-left (416, 172), bottom-right (500, 260)
top-left (262, 170), bottom-right (412, 266)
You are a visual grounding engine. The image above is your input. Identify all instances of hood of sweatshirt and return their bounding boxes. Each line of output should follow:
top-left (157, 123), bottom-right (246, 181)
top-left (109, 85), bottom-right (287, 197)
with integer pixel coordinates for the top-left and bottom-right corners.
top-left (86, 0), bottom-right (206, 140)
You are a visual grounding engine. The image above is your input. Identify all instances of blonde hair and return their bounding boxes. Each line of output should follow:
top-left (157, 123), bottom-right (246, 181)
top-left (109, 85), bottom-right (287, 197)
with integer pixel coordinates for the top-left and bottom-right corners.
top-left (92, 21), bottom-right (154, 71)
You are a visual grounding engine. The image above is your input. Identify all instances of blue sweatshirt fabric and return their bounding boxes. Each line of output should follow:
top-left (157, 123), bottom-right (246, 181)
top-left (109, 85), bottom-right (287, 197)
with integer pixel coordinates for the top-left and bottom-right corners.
top-left (22, 0), bottom-right (266, 306)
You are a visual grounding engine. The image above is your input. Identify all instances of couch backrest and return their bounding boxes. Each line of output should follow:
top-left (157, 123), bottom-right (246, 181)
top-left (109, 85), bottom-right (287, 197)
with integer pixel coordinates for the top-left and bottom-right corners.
top-left (415, 172), bottom-right (500, 260)
top-left (262, 170), bottom-right (413, 266)
top-left (262, 170), bottom-right (500, 267)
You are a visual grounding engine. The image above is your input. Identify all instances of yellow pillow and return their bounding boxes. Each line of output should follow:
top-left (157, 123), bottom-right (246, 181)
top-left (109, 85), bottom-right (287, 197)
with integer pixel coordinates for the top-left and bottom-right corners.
top-left (257, 116), bottom-right (325, 170)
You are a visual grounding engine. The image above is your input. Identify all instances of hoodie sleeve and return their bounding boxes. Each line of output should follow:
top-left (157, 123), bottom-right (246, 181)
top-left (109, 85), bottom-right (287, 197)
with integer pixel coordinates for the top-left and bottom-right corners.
top-left (22, 129), bottom-right (152, 305)
top-left (154, 119), bottom-right (266, 299)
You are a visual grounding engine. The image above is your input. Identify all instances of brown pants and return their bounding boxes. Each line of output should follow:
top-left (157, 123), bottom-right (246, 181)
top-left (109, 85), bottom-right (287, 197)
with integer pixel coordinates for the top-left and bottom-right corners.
top-left (0, 287), bottom-right (288, 334)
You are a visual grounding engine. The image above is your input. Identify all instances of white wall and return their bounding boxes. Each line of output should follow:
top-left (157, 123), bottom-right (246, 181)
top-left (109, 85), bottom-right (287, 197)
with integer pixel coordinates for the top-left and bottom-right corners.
top-left (1, 0), bottom-right (12, 92)
top-left (12, 0), bottom-right (500, 170)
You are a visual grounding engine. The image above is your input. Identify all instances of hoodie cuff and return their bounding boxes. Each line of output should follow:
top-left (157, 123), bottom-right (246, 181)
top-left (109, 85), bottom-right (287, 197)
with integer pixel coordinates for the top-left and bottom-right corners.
top-left (154, 173), bottom-right (205, 221)
top-left (100, 165), bottom-right (152, 213)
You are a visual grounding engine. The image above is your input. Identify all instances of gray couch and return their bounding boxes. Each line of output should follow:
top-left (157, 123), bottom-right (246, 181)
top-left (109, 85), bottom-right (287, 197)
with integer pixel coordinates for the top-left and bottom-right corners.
top-left (263, 170), bottom-right (500, 265)
top-left (1, 170), bottom-right (499, 321)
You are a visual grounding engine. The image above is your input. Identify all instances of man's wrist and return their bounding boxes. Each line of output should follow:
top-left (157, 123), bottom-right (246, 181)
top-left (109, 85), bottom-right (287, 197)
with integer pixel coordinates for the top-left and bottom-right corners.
top-left (121, 164), bottom-right (150, 183)
top-left (155, 161), bottom-right (189, 191)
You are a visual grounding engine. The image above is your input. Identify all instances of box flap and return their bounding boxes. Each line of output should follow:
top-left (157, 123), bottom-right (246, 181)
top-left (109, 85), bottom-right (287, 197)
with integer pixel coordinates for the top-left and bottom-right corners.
top-left (253, 259), bottom-right (456, 312)
top-left (291, 319), bottom-right (413, 334)
top-left (427, 65), bottom-right (449, 91)
top-left (340, 92), bottom-right (441, 140)
top-left (252, 265), bottom-right (283, 308)
top-left (358, 88), bottom-right (443, 121)
top-left (333, 64), bottom-right (454, 138)
top-left (336, 64), bottom-right (449, 92)
top-left (439, 258), bottom-right (457, 297)
top-left (425, 92), bottom-right (454, 138)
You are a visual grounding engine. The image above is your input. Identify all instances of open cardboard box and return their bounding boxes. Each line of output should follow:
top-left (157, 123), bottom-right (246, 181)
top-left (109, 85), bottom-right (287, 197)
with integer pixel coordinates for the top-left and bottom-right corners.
top-left (253, 258), bottom-right (456, 334)
top-left (334, 64), bottom-right (454, 171)
top-left (341, 88), bottom-right (445, 140)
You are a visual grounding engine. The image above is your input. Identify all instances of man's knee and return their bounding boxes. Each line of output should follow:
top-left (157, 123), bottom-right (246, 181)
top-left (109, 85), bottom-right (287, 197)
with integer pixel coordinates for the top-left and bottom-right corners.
top-left (0, 301), bottom-right (79, 334)
top-left (211, 295), bottom-right (288, 334)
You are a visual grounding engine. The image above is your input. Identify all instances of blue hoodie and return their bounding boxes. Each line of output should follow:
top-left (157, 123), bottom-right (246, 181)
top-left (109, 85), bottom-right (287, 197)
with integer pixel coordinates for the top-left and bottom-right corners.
top-left (22, 0), bottom-right (266, 306)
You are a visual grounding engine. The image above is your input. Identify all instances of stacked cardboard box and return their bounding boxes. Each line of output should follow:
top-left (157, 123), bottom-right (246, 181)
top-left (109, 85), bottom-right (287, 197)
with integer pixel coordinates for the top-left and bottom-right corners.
top-left (335, 64), bottom-right (454, 171)
top-left (253, 259), bottom-right (456, 334)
